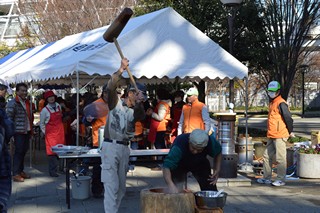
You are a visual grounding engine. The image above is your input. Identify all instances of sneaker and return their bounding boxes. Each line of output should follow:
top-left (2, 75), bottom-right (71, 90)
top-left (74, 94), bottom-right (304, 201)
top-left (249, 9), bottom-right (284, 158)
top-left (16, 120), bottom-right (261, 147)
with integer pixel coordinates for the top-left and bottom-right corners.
top-left (13, 175), bottom-right (24, 182)
top-left (257, 178), bottom-right (272, 184)
top-left (272, 180), bottom-right (285, 187)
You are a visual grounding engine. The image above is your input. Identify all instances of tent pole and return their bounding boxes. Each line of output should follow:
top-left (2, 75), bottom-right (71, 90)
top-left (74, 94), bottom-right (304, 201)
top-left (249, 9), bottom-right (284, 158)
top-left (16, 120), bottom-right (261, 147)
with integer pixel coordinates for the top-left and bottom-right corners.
top-left (80, 75), bottom-right (99, 90)
top-left (76, 69), bottom-right (79, 146)
top-left (29, 82), bottom-right (33, 168)
top-left (245, 77), bottom-right (248, 163)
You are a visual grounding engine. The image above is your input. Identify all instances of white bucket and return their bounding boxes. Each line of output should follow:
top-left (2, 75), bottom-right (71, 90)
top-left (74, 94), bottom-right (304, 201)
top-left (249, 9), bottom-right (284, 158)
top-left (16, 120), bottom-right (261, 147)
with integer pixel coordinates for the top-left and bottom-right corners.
top-left (71, 176), bottom-right (91, 199)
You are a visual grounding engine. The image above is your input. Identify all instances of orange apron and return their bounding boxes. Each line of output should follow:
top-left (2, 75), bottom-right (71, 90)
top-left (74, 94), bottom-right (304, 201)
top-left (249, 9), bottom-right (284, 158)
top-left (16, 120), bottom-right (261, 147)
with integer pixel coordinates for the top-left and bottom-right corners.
top-left (45, 105), bottom-right (66, 155)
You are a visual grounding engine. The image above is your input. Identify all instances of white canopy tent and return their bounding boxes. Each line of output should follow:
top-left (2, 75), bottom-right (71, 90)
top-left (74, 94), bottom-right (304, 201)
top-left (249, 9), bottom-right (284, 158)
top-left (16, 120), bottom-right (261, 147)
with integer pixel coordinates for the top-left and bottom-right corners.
top-left (0, 7), bottom-right (248, 85)
top-left (1, 7), bottom-right (249, 149)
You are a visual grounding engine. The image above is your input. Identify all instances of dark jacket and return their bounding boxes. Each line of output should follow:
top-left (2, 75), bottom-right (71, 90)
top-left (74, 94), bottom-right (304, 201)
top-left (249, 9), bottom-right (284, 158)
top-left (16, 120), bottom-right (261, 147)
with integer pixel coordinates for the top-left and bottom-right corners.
top-left (0, 110), bottom-right (12, 177)
top-left (6, 96), bottom-right (33, 134)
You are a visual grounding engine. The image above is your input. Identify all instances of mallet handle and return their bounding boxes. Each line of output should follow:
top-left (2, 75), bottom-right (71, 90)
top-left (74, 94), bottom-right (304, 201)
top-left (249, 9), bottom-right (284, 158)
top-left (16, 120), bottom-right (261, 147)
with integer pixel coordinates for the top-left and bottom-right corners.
top-left (113, 38), bottom-right (138, 91)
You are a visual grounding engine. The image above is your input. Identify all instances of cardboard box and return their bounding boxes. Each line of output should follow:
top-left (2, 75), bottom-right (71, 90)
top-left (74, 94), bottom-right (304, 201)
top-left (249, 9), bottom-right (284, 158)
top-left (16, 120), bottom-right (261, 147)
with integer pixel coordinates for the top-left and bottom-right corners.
top-left (311, 130), bottom-right (320, 146)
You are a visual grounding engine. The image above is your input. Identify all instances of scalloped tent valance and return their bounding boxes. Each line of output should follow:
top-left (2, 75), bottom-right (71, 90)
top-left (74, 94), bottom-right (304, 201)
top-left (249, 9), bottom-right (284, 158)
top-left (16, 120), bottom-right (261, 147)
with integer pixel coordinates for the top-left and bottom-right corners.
top-left (0, 7), bottom-right (248, 85)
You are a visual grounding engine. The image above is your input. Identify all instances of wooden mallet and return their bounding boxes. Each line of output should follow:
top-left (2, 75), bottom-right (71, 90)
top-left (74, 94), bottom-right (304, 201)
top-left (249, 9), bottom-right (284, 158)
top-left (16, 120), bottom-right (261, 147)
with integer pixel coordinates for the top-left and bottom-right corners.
top-left (103, 7), bottom-right (138, 91)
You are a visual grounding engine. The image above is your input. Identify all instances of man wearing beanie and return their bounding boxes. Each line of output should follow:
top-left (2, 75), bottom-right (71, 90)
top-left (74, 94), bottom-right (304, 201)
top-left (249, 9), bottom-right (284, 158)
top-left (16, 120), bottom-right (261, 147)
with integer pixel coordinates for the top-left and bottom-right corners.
top-left (163, 129), bottom-right (222, 193)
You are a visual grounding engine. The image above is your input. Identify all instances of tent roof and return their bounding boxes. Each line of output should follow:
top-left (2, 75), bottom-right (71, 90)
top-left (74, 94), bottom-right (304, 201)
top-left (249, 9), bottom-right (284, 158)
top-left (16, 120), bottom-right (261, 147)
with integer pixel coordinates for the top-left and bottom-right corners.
top-left (0, 7), bottom-right (248, 85)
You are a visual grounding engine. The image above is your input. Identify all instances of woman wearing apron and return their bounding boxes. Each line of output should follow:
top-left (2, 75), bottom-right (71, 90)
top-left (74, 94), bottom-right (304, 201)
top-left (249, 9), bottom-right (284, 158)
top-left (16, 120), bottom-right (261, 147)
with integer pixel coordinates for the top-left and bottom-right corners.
top-left (40, 90), bottom-right (65, 177)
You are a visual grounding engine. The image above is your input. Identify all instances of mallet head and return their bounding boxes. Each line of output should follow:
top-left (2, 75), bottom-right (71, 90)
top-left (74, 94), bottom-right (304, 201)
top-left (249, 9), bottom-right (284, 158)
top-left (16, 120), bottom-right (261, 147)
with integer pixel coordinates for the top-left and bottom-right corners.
top-left (103, 7), bottom-right (133, 42)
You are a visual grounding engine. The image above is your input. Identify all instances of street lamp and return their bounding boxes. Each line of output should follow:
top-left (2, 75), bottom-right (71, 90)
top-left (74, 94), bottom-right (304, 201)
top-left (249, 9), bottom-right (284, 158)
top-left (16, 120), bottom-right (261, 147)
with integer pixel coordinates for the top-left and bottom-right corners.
top-left (220, 0), bottom-right (245, 178)
top-left (220, 0), bottom-right (243, 105)
top-left (300, 64), bottom-right (309, 118)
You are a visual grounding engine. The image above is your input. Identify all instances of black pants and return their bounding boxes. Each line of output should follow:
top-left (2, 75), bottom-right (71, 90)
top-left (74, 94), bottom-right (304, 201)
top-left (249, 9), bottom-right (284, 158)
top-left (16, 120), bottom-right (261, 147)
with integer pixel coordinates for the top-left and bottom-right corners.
top-left (154, 131), bottom-right (166, 161)
top-left (13, 134), bottom-right (30, 176)
top-left (48, 155), bottom-right (59, 176)
top-left (91, 158), bottom-right (103, 195)
top-left (171, 159), bottom-right (217, 191)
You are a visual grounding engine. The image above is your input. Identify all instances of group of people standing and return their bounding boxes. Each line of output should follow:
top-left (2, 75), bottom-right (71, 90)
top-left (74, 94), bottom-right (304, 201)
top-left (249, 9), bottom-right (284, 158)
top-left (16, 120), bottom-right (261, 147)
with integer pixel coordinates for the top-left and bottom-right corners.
top-left (96, 58), bottom-right (222, 213)
top-left (0, 56), bottom-right (293, 213)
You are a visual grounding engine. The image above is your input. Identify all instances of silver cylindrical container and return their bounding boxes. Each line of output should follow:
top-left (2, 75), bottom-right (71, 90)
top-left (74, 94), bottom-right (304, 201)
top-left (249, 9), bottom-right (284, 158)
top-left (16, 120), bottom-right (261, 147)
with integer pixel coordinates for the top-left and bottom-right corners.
top-left (215, 113), bottom-right (236, 155)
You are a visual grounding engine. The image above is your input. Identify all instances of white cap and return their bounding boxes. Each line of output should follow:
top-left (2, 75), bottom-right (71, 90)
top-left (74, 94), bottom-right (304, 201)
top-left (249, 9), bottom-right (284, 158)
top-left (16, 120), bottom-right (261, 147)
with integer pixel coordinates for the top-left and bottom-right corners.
top-left (189, 129), bottom-right (208, 148)
top-left (186, 87), bottom-right (199, 96)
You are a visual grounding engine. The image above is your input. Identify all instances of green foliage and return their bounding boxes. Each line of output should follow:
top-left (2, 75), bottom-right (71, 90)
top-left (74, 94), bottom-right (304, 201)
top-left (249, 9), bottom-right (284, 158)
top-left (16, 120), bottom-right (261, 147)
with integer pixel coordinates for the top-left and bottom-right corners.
top-left (298, 144), bottom-right (320, 154)
top-left (235, 106), bottom-right (268, 112)
top-left (287, 136), bottom-right (310, 143)
top-left (238, 126), bottom-right (267, 137)
top-left (0, 41), bottom-right (34, 59)
top-left (0, 42), bottom-right (11, 58)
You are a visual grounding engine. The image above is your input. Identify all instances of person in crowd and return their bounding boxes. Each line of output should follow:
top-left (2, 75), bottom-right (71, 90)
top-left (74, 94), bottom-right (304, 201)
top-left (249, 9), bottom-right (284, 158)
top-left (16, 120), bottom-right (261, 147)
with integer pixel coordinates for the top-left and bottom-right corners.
top-left (163, 129), bottom-right (222, 193)
top-left (0, 84), bottom-right (7, 98)
top-left (177, 87), bottom-right (211, 135)
top-left (6, 83), bottom-right (34, 182)
top-left (69, 94), bottom-right (86, 145)
top-left (101, 58), bottom-right (145, 213)
top-left (39, 90), bottom-right (66, 177)
top-left (57, 96), bottom-right (73, 145)
top-left (83, 84), bottom-right (109, 198)
top-left (128, 83), bottom-right (150, 171)
top-left (147, 88), bottom-right (172, 149)
top-left (257, 81), bottom-right (293, 187)
top-left (170, 90), bottom-right (185, 144)
top-left (38, 95), bottom-right (45, 112)
top-left (0, 84), bottom-right (14, 212)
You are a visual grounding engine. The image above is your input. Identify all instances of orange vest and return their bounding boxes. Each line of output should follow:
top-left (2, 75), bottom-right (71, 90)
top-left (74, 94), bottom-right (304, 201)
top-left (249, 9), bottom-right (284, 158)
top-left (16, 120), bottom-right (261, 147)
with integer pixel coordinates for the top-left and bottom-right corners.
top-left (91, 98), bottom-right (108, 147)
top-left (182, 99), bottom-right (205, 133)
top-left (267, 95), bottom-right (289, 138)
top-left (155, 101), bottom-right (171, 132)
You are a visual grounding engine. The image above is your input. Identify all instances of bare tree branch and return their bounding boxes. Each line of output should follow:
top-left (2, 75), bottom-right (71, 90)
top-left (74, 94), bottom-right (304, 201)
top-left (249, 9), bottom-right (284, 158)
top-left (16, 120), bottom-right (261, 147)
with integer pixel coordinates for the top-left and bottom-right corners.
top-left (17, 0), bottom-right (138, 45)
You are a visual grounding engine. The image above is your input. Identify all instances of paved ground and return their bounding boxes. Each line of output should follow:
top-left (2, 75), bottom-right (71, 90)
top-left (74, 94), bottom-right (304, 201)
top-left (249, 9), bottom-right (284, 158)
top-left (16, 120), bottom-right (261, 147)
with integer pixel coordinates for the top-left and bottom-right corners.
top-left (7, 146), bottom-right (320, 213)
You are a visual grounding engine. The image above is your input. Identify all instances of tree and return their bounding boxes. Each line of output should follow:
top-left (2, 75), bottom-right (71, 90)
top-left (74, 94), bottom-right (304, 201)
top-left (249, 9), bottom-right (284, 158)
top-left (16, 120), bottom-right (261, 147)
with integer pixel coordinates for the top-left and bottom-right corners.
top-left (255, 0), bottom-right (320, 100)
top-left (0, 41), bottom-right (33, 58)
top-left (17, 0), bottom-right (138, 45)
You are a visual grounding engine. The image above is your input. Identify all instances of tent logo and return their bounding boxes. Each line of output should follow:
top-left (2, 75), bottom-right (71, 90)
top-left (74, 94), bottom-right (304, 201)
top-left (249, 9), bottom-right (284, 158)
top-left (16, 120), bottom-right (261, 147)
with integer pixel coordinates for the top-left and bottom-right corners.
top-left (45, 42), bottom-right (108, 60)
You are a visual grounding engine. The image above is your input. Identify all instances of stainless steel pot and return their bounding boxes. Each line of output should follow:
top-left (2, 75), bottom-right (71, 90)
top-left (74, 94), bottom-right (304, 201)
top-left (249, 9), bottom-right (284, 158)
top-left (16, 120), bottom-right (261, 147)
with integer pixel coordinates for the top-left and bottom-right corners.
top-left (194, 191), bottom-right (227, 209)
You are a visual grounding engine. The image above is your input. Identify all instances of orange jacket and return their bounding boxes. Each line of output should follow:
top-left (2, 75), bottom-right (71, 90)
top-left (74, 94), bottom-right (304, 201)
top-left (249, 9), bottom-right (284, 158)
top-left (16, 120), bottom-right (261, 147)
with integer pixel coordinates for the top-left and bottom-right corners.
top-left (181, 99), bottom-right (205, 133)
top-left (267, 95), bottom-right (290, 138)
top-left (38, 99), bottom-right (45, 112)
top-left (135, 121), bottom-right (144, 135)
top-left (91, 98), bottom-right (108, 147)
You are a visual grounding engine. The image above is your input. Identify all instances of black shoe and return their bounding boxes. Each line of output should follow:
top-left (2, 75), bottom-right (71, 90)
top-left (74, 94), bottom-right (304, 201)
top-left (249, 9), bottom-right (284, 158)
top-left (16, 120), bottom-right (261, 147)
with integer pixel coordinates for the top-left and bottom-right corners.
top-left (50, 173), bottom-right (59, 177)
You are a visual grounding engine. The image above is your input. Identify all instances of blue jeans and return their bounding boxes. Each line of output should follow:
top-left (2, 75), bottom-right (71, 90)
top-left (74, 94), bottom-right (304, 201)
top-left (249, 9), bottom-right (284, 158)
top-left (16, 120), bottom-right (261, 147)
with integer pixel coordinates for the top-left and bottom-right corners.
top-left (0, 176), bottom-right (11, 212)
top-left (13, 134), bottom-right (30, 176)
top-left (129, 141), bottom-right (138, 162)
top-left (0, 143), bottom-right (11, 213)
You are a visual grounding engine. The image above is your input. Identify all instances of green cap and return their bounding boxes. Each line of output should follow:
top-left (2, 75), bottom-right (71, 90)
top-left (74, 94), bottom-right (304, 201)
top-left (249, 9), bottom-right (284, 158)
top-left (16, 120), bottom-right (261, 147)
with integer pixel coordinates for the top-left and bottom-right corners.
top-left (267, 81), bottom-right (281, 92)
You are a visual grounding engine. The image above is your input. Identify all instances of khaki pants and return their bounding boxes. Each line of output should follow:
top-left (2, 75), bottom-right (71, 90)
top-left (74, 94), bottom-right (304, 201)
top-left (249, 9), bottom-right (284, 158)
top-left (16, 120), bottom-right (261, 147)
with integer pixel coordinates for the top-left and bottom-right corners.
top-left (262, 138), bottom-right (287, 181)
top-left (100, 141), bottom-right (130, 213)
